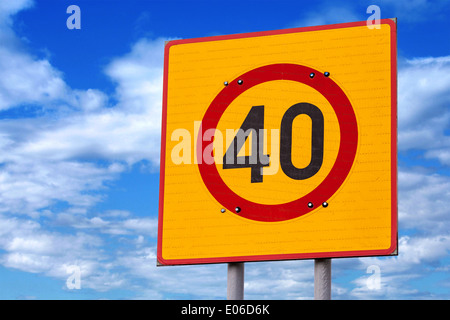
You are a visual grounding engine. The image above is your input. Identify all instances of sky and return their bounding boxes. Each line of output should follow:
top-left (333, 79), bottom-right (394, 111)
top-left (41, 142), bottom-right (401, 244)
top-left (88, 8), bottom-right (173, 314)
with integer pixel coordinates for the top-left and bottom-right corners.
top-left (0, 0), bottom-right (449, 300)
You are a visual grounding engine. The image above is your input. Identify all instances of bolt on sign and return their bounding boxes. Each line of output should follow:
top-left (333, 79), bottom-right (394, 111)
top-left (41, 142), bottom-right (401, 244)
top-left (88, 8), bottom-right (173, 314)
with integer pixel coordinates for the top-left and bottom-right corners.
top-left (157, 19), bottom-right (398, 266)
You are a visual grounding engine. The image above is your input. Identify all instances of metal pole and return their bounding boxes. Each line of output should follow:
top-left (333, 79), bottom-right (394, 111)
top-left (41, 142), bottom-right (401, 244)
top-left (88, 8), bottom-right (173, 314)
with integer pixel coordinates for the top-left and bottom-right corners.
top-left (227, 262), bottom-right (244, 300)
top-left (314, 258), bottom-right (331, 300)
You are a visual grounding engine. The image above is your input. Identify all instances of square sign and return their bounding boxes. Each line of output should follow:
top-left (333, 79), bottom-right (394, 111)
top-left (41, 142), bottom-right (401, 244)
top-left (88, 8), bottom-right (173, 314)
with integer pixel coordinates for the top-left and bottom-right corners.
top-left (158, 19), bottom-right (397, 265)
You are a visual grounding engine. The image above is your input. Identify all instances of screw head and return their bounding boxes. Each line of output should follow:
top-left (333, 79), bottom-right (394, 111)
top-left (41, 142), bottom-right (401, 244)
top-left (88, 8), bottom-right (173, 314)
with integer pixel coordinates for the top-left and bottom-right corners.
top-left (322, 202), bottom-right (328, 208)
top-left (324, 72), bottom-right (330, 77)
top-left (237, 79), bottom-right (243, 85)
top-left (235, 206), bottom-right (241, 213)
top-left (309, 73), bottom-right (315, 78)
top-left (307, 202), bottom-right (314, 208)
top-left (221, 208), bottom-right (226, 213)
top-left (224, 81), bottom-right (229, 86)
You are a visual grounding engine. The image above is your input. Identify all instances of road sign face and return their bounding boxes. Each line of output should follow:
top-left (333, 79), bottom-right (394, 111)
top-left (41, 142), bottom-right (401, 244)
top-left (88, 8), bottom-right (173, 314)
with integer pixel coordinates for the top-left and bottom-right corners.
top-left (158, 19), bottom-right (397, 265)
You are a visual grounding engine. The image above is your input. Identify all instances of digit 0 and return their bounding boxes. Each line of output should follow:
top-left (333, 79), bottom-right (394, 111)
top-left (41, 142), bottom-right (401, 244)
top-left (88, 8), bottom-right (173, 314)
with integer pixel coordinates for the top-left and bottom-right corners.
top-left (280, 102), bottom-right (324, 180)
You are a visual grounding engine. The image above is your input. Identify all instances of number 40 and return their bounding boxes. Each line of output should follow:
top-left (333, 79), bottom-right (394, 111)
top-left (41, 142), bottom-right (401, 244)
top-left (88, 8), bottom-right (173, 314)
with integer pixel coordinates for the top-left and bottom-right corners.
top-left (222, 103), bottom-right (324, 183)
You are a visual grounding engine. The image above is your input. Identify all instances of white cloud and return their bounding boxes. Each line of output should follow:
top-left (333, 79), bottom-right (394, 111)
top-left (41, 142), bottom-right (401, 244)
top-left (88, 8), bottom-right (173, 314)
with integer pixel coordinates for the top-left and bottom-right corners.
top-left (115, 247), bottom-right (228, 299)
top-left (0, 0), bottom-right (167, 295)
top-left (117, 251), bottom-right (315, 300)
top-left (425, 149), bottom-right (450, 165)
top-left (105, 38), bottom-right (165, 114)
top-left (0, 209), bottom-right (160, 292)
top-left (0, 1), bottom-right (166, 219)
top-left (122, 218), bottom-right (158, 236)
top-left (71, 89), bottom-right (109, 112)
top-left (342, 167), bottom-right (450, 299)
top-left (0, 213), bottom-right (104, 275)
top-left (0, 159), bottom-right (122, 217)
top-left (244, 260), bottom-right (314, 300)
top-left (0, 36), bottom-right (165, 166)
top-left (0, 47), bottom-right (69, 110)
top-left (54, 212), bottom-right (158, 237)
top-left (398, 56), bottom-right (450, 155)
top-left (291, 5), bottom-right (359, 28)
top-left (10, 110), bottom-right (160, 165)
top-left (348, 234), bottom-right (450, 299)
top-left (398, 170), bottom-right (450, 233)
top-left (0, 0), bottom-right (33, 17)
top-left (0, 0), bottom-right (68, 111)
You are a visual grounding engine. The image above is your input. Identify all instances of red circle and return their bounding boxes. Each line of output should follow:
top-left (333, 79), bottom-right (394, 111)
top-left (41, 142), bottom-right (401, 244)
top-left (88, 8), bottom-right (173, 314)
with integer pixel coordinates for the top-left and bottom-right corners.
top-left (197, 64), bottom-right (358, 222)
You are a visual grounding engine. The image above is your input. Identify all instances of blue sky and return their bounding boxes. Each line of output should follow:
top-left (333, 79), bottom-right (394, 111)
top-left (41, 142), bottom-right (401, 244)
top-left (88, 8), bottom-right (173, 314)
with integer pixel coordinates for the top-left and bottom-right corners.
top-left (0, 0), bottom-right (449, 300)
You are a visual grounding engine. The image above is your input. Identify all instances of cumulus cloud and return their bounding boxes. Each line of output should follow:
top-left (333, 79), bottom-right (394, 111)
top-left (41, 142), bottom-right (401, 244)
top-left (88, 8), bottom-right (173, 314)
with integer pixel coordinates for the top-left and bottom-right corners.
top-left (54, 212), bottom-right (158, 237)
top-left (0, 209), bottom-right (159, 291)
top-left (0, 159), bottom-right (122, 217)
top-left (105, 38), bottom-right (165, 114)
top-left (0, 0), bottom-right (165, 294)
top-left (348, 234), bottom-right (450, 299)
top-left (0, 1), bottom-right (166, 219)
top-left (398, 170), bottom-right (450, 234)
top-left (398, 56), bottom-right (450, 156)
top-left (0, 48), bottom-right (68, 110)
top-left (11, 110), bottom-right (159, 164)
top-left (244, 260), bottom-right (315, 300)
top-left (0, 37), bottom-right (165, 168)
top-left (0, 213), bottom-right (103, 274)
top-left (0, 0), bottom-right (69, 111)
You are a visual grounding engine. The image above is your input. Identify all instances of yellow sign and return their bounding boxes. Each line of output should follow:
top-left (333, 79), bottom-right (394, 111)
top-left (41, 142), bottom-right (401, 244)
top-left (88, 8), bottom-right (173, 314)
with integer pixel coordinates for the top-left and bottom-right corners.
top-left (158, 19), bottom-right (397, 265)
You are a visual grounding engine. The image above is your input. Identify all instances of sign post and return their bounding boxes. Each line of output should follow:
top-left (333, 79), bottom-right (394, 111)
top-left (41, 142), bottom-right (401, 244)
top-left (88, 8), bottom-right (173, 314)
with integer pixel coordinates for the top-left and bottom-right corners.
top-left (157, 19), bottom-right (397, 299)
top-left (227, 262), bottom-right (244, 300)
top-left (314, 258), bottom-right (331, 300)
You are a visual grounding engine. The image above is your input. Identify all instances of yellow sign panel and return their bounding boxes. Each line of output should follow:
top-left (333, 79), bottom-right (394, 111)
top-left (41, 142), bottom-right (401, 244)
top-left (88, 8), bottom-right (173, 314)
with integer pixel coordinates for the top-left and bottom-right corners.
top-left (158, 19), bottom-right (397, 265)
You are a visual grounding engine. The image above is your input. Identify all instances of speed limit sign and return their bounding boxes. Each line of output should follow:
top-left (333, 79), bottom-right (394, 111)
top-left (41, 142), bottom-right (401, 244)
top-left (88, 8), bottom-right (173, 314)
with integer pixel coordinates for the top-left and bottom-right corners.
top-left (157, 19), bottom-right (397, 265)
